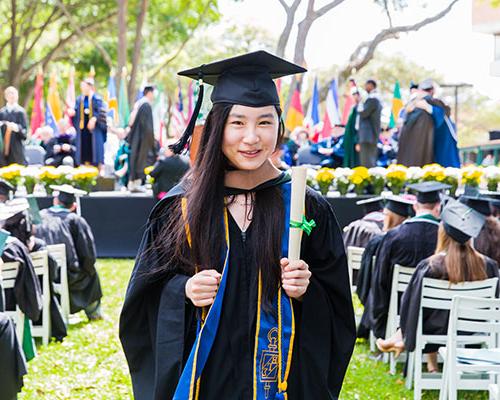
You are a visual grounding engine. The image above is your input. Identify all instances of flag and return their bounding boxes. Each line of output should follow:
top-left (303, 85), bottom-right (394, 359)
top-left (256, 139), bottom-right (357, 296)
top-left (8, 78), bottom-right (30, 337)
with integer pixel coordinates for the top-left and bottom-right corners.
top-left (44, 100), bottom-right (59, 134)
top-left (65, 67), bottom-right (76, 125)
top-left (389, 80), bottom-right (403, 128)
top-left (106, 71), bottom-right (119, 125)
top-left (47, 71), bottom-right (63, 123)
top-left (320, 79), bottom-right (341, 140)
top-left (285, 83), bottom-right (304, 132)
top-left (304, 78), bottom-right (320, 131)
top-left (118, 68), bottom-right (130, 128)
top-left (341, 79), bottom-right (357, 125)
top-left (170, 82), bottom-right (186, 139)
top-left (276, 78), bottom-right (285, 110)
top-left (30, 69), bottom-right (44, 134)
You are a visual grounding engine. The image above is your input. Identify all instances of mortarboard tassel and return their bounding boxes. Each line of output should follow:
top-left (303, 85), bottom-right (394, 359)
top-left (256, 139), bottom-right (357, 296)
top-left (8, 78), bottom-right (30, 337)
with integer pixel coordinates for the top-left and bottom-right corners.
top-left (170, 83), bottom-right (204, 154)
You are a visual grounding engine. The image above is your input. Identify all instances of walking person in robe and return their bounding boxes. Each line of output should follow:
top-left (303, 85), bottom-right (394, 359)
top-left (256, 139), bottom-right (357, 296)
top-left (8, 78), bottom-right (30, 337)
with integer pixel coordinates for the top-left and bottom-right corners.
top-left (120, 51), bottom-right (355, 400)
top-left (0, 87), bottom-right (28, 166)
top-left (125, 85), bottom-right (157, 192)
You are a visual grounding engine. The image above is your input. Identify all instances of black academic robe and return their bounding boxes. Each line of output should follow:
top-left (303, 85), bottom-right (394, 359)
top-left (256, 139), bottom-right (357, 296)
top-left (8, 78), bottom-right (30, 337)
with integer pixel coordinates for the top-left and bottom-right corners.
top-left (120, 177), bottom-right (356, 400)
top-left (0, 104), bottom-right (28, 166)
top-left (2, 237), bottom-right (42, 322)
top-left (400, 255), bottom-right (499, 352)
top-left (343, 212), bottom-right (384, 249)
top-left (127, 101), bottom-right (156, 181)
top-left (150, 155), bottom-right (190, 198)
top-left (35, 208), bottom-right (102, 314)
top-left (0, 312), bottom-right (27, 400)
top-left (371, 216), bottom-right (439, 339)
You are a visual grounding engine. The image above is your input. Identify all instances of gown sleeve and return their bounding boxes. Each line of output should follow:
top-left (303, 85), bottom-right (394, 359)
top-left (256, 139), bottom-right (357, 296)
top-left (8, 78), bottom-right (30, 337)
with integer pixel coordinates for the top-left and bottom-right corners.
top-left (288, 188), bottom-right (355, 399)
top-left (68, 215), bottom-right (97, 276)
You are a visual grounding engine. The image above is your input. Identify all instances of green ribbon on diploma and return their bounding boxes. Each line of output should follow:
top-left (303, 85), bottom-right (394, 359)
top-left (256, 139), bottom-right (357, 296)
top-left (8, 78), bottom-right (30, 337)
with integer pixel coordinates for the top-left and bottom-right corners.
top-left (289, 216), bottom-right (316, 236)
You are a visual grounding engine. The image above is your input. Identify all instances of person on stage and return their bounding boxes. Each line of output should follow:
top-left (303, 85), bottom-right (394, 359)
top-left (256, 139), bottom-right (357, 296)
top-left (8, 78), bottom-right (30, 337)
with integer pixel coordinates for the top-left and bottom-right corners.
top-left (120, 51), bottom-right (355, 400)
top-left (125, 85), bottom-right (157, 192)
top-left (35, 185), bottom-right (103, 321)
top-left (69, 78), bottom-right (107, 171)
top-left (0, 86), bottom-right (28, 167)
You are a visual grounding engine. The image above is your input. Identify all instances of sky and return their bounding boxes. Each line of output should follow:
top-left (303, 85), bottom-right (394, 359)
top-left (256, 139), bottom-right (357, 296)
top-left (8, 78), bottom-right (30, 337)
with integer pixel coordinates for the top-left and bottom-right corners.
top-left (217, 0), bottom-right (500, 100)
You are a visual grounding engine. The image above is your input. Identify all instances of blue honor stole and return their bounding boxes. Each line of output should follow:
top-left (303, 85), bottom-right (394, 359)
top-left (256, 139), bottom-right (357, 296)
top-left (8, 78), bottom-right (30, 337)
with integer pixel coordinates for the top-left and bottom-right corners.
top-left (174, 182), bottom-right (295, 400)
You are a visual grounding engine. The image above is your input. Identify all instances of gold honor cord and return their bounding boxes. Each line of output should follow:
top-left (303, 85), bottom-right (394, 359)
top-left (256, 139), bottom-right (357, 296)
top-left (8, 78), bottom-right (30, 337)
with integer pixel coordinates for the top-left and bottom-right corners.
top-left (79, 95), bottom-right (93, 130)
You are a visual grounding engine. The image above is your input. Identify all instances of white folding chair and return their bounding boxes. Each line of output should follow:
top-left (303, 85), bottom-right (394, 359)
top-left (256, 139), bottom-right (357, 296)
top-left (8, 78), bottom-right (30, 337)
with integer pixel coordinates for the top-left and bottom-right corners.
top-left (47, 244), bottom-right (69, 325)
top-left (369, 255), bottom-right (377, 353)
top-left (439, 296), bottom-right (500, 400)
top-left (385, 264), bottom-right (414, 372)
top-left (0, 261), bottom-right (25, 343)
top-left (30, 250), bottom-right (51, 345)
top-left (406, 277), bottom-right (498, 400)
top-left (347, 246), bottom-right (364, 293)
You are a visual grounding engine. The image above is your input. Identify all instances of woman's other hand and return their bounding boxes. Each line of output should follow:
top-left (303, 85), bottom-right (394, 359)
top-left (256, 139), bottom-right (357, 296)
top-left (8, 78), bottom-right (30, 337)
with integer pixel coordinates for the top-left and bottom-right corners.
top-left (185, 269), bottom-right (221, 307)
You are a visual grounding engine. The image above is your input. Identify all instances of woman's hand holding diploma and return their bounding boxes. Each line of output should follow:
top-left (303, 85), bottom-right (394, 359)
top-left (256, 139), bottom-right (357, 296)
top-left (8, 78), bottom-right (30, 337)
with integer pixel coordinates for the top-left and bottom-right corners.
top-left (280, 257), bottom-right (311, 300)
top-left (185, 270), bottom-right (222, 307)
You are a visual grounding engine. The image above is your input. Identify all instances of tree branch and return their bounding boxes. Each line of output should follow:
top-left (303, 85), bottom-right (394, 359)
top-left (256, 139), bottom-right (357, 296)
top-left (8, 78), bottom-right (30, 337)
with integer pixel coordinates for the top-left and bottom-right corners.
top-left (275, 0), bottom-right (301, 57)
top-left (314, 0), bottom-right (346, 18)
top-left (24, 7), bottom-right (61, 56)
top-left (383, 0), bottom-right (393, 28)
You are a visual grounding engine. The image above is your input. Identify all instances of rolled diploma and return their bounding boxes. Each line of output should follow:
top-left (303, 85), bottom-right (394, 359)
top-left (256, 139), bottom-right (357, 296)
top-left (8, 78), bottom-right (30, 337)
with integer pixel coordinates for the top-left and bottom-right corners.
top-left (288, 166), bottom-right (307, 261)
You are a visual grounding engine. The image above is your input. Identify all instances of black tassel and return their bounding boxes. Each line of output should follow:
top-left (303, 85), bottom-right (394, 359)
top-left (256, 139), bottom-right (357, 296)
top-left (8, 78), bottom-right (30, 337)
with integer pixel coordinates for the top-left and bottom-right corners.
top-left (169, 84), bottom-right (205, 154)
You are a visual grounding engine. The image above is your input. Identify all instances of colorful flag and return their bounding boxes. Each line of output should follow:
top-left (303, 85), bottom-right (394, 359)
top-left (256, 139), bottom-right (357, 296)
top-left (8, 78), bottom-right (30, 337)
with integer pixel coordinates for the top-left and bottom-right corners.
top-left (320, 79), bottom-right (341, 140)
top-left (276, 78), bottom-right (285, 110)
top-left (118, 68), bottom-right (130, 128)
top-left (106, 71), bottom-right (119, 125)
top-left (341, 79), bottom-right (357, 125)
top-left (64, 67), bottom-right (76, 127)
top-left (44, 100), bottom-right (59, 134)
top-left (47, 71), bottom-right (63, 123)
top-left (30, 69), bottom-right (44, 134)
top-left (285, 83), bottom-right (304, 132)
top-left (389, 80), bottom-right (403, 128)
top-left (304, 78), bottom-right (320, 131)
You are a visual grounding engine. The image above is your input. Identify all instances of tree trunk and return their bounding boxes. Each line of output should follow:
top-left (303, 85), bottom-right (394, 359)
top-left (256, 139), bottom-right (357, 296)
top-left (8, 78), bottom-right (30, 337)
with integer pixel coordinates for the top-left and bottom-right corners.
top-left (128, 0), bottom-right (149, 107)
top-left (275, 0), bottom-right (302, 57)
top-left (117, 0), bottom-right (128, 92)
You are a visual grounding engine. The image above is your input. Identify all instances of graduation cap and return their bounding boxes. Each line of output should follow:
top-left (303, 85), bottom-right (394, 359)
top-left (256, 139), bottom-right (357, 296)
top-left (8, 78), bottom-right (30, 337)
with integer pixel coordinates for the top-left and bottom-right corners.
top-left (0, 179), bottom-right (14, 198)
top-left (384, 195), bottom-right (415, 217)
top-left (441, 199), bottom-right (486, 244)
top-left (459, 195), bottom-right (497, 217)
top-left (356, 196), bottom-right (384, 214)
top-left (0, 198), bottom-right (30, 222)
top-left (407, 181), bottom-right (451, 204)
top-left (170, 50), bottom-right (307, 154)
top-left (50, 184), bottom-right (87, 205)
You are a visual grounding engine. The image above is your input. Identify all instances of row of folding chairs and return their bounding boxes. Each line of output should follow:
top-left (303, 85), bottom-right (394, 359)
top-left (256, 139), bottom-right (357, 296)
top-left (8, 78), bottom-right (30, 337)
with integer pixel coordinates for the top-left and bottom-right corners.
top-left (0, 244), bottom-right (69, 346)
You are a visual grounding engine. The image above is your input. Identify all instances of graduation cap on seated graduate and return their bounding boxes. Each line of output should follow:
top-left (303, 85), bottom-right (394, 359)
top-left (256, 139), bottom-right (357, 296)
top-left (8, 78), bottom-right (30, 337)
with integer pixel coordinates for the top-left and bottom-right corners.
top-left (407, 181), bottom-right (451, 204)
top-left (170, 50), bottom-right (307, 154)
top-left (0, 179), bottom-right (15, 200)
top-left (384, 195), bottom-right (415, 217)
top-left (459, 195), bottom-right (498, 217)
top-left (50, 184), bottom-right (87, 206)
top-left (356, 196), bottom-right (384, 214)
top-left (441, 198), bottom-right (486, 244)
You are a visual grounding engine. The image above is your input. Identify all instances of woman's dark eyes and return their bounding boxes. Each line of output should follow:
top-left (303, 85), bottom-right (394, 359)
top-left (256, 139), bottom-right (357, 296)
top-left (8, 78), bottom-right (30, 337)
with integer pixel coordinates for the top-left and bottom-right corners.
top-left (259, 120), bottom-right (272, 125)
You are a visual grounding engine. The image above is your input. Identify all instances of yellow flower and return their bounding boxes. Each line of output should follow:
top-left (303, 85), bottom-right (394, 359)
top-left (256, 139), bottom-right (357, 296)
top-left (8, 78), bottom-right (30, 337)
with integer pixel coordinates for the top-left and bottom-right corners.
top-left (316, 168), bottom-right (335, 184)
top-left (144, 166), bottom-right (154, 176)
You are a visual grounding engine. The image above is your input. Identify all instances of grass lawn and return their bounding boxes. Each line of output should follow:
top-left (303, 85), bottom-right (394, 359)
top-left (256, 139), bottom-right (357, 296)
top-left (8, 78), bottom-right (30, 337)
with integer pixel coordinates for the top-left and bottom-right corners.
top-left (18, 259), bottom-right (488, 399)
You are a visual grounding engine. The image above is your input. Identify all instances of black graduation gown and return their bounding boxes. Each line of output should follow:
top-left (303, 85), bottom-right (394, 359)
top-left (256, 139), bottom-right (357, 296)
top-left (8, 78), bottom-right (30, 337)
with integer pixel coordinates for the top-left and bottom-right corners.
top-left (0, 104), bottom-right (28, 166)
top-left (356, 234), bottom-right (384, 339)
top-left (371, 216), bottom-right (439, 339)
top-left (400, 256), bottom-right (499, 352)
top-left (35, 208), bottom-right (102, 314)
top-left (150, 155), bottom-right (190, 198)
top-left (343, 212), bottom-right (384, 249)
top-left (119, 178), bottom-right (356, 400)
top-left (0, 312), bottom-right (27, 400)
top-left (2, 237), bottom-right (42, 322)
top-left (127, 101), bottom-right (156, 181)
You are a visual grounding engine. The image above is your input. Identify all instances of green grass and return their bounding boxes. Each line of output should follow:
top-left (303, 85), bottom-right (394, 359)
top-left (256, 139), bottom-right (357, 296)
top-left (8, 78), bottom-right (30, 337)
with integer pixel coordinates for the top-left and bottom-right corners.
top-left (18, 259), bottom-right (488, 399)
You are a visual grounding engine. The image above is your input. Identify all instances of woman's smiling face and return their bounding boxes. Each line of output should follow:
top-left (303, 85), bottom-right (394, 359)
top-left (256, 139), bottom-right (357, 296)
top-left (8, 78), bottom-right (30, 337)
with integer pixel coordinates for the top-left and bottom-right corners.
top-left (222, 104), bottom-right (279, 171)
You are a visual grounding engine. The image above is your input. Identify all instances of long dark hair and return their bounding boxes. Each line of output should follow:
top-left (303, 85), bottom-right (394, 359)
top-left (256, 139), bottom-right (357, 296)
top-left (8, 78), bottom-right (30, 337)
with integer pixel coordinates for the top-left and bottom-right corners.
top-left (152, 103), bottom-right (286, 308)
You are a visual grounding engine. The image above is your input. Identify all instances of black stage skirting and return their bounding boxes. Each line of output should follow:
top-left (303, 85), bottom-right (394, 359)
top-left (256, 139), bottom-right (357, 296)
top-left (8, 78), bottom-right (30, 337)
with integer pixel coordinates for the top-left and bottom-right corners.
top-left (35, 194), bottom-right (369, 258)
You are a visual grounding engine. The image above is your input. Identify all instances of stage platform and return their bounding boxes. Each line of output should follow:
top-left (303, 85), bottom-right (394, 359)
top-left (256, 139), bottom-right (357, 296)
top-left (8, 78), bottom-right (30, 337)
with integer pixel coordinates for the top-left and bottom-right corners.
top-left (35, 191), bottom-right (368, 258)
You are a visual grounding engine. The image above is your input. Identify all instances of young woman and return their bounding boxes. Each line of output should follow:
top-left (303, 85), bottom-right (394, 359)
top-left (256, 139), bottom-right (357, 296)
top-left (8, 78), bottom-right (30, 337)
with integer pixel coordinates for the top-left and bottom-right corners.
top-left (376, 199), bottom-right (499, 372)
top-left (119, 51), bottom-right (355, 400)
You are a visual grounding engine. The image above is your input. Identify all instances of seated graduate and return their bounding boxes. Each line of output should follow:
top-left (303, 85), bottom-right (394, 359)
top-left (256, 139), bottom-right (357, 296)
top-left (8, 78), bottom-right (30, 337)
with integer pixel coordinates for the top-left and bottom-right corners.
top-left (0, 179), bottom-right (15, 203)
top-left (356, 195), bottom-right (414, 338)
top-left (34, 185), bottom-right (103, 321)
top-left (371, 181), bottom-right (450, 340)
top-left (377, 199), bottom-right (499, 373)
top-left (119, 51), bottom-right (356, 400)
top-left (149, 144), bottom-right (190, 200)
top-left (3, 198), bottom-right (67, 340)
top-left (459, 195), bottom-right (500, 267)
top-left (44, 119), bottom-right (77, 167)
top-left (343, 196), bottom-right (384, 248)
